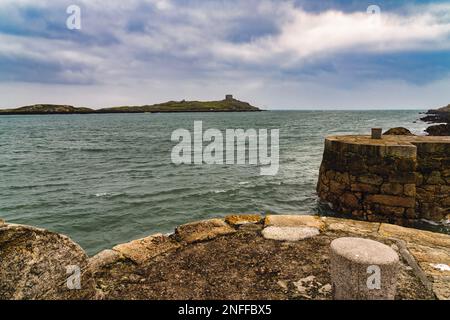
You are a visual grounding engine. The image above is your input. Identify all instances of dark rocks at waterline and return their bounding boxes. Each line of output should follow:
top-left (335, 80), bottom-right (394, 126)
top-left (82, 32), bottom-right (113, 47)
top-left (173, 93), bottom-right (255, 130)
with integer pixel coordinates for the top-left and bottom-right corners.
top-left (420, 104), bottom-right (450, 136)
top-left (426, 124), bottom-right (450, 136)
top-left (421, 114), bottom-right (450, 123)
top-left (421, 104), bottom-right (450, 124)
top-left (383, 127), bottom-right (415, 136)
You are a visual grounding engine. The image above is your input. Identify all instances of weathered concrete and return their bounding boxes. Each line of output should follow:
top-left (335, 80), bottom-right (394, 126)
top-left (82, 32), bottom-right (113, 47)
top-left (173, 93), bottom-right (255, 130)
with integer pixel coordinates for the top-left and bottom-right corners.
top-left (92, 215), bottom-right (448, 300)
top-left (317, 134), bottom-right (450, 223)
top-left (378, 223), bottom-right (450, 299)
top-left (330, 237), bottom-right (399, 300)
top-left (225, 214), bottom-right (262, 226)
top-left (1, 215), bottom-right (449, 300)
top-left (321, 217), bottom-right (380, 235)
top-left (174, 218), bottom-right (236, 243)
top-left (264, 215), bottom-right (325, 230)
top-left (92, 215), bottom-right (446, 300)
top-left (113, 234), bottom-right (180, 265)
top-left (262, 226), bottom-right (320, 241)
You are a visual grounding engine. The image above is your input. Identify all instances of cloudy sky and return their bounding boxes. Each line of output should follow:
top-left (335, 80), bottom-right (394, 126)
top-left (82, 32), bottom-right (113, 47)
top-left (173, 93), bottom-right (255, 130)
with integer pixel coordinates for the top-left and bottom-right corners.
top-left (0, 0), bottom-right (449, 109)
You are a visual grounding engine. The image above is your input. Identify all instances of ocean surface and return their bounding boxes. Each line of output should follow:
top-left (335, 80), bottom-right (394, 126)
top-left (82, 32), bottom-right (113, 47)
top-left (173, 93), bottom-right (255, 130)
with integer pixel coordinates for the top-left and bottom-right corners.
top-left (0, 110), bottom-right (446, 255)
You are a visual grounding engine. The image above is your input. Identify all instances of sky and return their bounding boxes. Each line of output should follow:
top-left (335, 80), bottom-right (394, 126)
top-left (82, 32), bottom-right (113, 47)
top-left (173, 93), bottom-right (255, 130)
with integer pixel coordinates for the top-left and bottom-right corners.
top-left (0, 0), bottom-right (449, 110)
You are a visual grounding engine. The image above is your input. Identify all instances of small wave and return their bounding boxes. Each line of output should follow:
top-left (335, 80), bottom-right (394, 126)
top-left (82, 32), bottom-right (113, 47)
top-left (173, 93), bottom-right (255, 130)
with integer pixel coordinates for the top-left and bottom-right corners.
top-left (75, 147), bottom-right (120, 153)
top-left (10, 183), bottom-right (70, 190)
top-left (420, 218), bottom-right (440, 226)
top-left (238, 181), bottom-right (250, 185)
top-left (267, 181), bottom-right (283, 186)
top-left (213, 189), bottom-right (227, 194)
top-left (95, 192), bottom-right (111, 197)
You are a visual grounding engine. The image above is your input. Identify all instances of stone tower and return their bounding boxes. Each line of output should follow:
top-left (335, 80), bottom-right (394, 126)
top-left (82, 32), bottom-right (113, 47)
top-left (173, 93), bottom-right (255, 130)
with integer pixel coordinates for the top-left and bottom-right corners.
top-left (225, 94), bottom-right (233, 101)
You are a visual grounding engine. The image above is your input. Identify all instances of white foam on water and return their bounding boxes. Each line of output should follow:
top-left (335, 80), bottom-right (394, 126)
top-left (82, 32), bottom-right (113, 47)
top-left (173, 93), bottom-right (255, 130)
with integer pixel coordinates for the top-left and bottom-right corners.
top-left (420, 218), bottom-right (440, 226)
top-left (95, 192), bottom-right (110, 197)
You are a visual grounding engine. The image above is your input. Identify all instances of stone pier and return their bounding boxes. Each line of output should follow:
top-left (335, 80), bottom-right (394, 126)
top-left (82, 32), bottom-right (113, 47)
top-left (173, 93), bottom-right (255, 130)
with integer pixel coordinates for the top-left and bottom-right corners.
top-left (317, 135), bottom-right (450, 224)
top-left (1, 215), bottom-right (449, 300)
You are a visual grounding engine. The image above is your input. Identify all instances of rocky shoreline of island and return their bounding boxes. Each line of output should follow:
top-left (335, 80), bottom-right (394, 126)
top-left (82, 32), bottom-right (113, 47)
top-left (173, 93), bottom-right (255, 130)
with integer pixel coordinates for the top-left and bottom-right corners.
top-left (0, 95), bottom-right (262, 115)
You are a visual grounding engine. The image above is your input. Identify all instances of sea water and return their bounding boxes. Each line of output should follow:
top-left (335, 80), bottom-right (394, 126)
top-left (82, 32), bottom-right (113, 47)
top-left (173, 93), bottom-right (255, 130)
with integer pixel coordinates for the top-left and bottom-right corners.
top-left (0, 110), bottom-right (445, 255)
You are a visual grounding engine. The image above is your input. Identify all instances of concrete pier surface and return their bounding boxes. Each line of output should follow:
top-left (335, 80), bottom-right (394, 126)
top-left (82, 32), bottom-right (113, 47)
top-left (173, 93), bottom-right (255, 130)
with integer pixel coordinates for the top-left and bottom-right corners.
top-left (1, 215), bottom-right (449, 300)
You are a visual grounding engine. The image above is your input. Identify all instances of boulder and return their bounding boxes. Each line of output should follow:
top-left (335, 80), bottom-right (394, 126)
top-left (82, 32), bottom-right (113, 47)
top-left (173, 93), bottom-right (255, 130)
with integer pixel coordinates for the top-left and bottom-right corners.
top-left (383, 127), bottom-right (414, 136)
top-left (0, 223), bottom-right (95, 300)
top-left (426, 124), bottom-right (450, 136)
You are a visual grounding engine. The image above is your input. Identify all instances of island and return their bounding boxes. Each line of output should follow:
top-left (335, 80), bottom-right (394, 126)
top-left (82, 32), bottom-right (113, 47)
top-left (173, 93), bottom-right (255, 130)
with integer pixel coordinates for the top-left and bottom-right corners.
top-left (421, 104), bottom-right (450, 136)
top-left (0, 95), bottom-right (262, 115)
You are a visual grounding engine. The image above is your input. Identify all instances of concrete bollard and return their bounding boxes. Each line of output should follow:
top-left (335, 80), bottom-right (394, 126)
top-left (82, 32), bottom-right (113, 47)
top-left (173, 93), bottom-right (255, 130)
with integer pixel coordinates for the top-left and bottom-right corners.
top-left (371, 128), bottom-right (383, 139)
top-left (330, 237), bottom-right (399, 300)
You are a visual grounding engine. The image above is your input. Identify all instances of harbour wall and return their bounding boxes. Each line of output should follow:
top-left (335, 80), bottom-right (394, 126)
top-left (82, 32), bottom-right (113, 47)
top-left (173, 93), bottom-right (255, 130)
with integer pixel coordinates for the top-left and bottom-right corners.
top-left (317, 135), bottom-right (450, 224)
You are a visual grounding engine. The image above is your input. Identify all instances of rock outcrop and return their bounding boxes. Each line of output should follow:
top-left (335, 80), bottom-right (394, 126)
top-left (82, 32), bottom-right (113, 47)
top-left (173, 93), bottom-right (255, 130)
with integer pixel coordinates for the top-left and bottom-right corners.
top-left (421, 104), bottom-right (450, 124)
top-left (317, 134), bottom-right (450, 224)
top-left (383, 127), bottom-right (414, 136)
top-left (421, 104), bottom-right (450, 136)
top-left (0, 223), bottom-right (96, 300)
top-left (426, 124), bottom-right (450, 136)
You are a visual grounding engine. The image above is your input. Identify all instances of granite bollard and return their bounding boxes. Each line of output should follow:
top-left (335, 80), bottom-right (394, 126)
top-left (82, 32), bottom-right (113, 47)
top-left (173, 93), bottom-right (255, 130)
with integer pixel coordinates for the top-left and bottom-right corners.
top-left (330, 237), bottom-right (399, 300)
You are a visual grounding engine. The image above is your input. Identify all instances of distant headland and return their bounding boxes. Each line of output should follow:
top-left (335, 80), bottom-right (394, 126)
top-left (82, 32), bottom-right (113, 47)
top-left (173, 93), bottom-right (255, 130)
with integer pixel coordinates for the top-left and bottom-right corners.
top-left (421, 104), bottom-right (450, 123)
top-left (421, 104), bottom-right (450, 136)
top-left (0, 95), bottom-right (262, 115)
